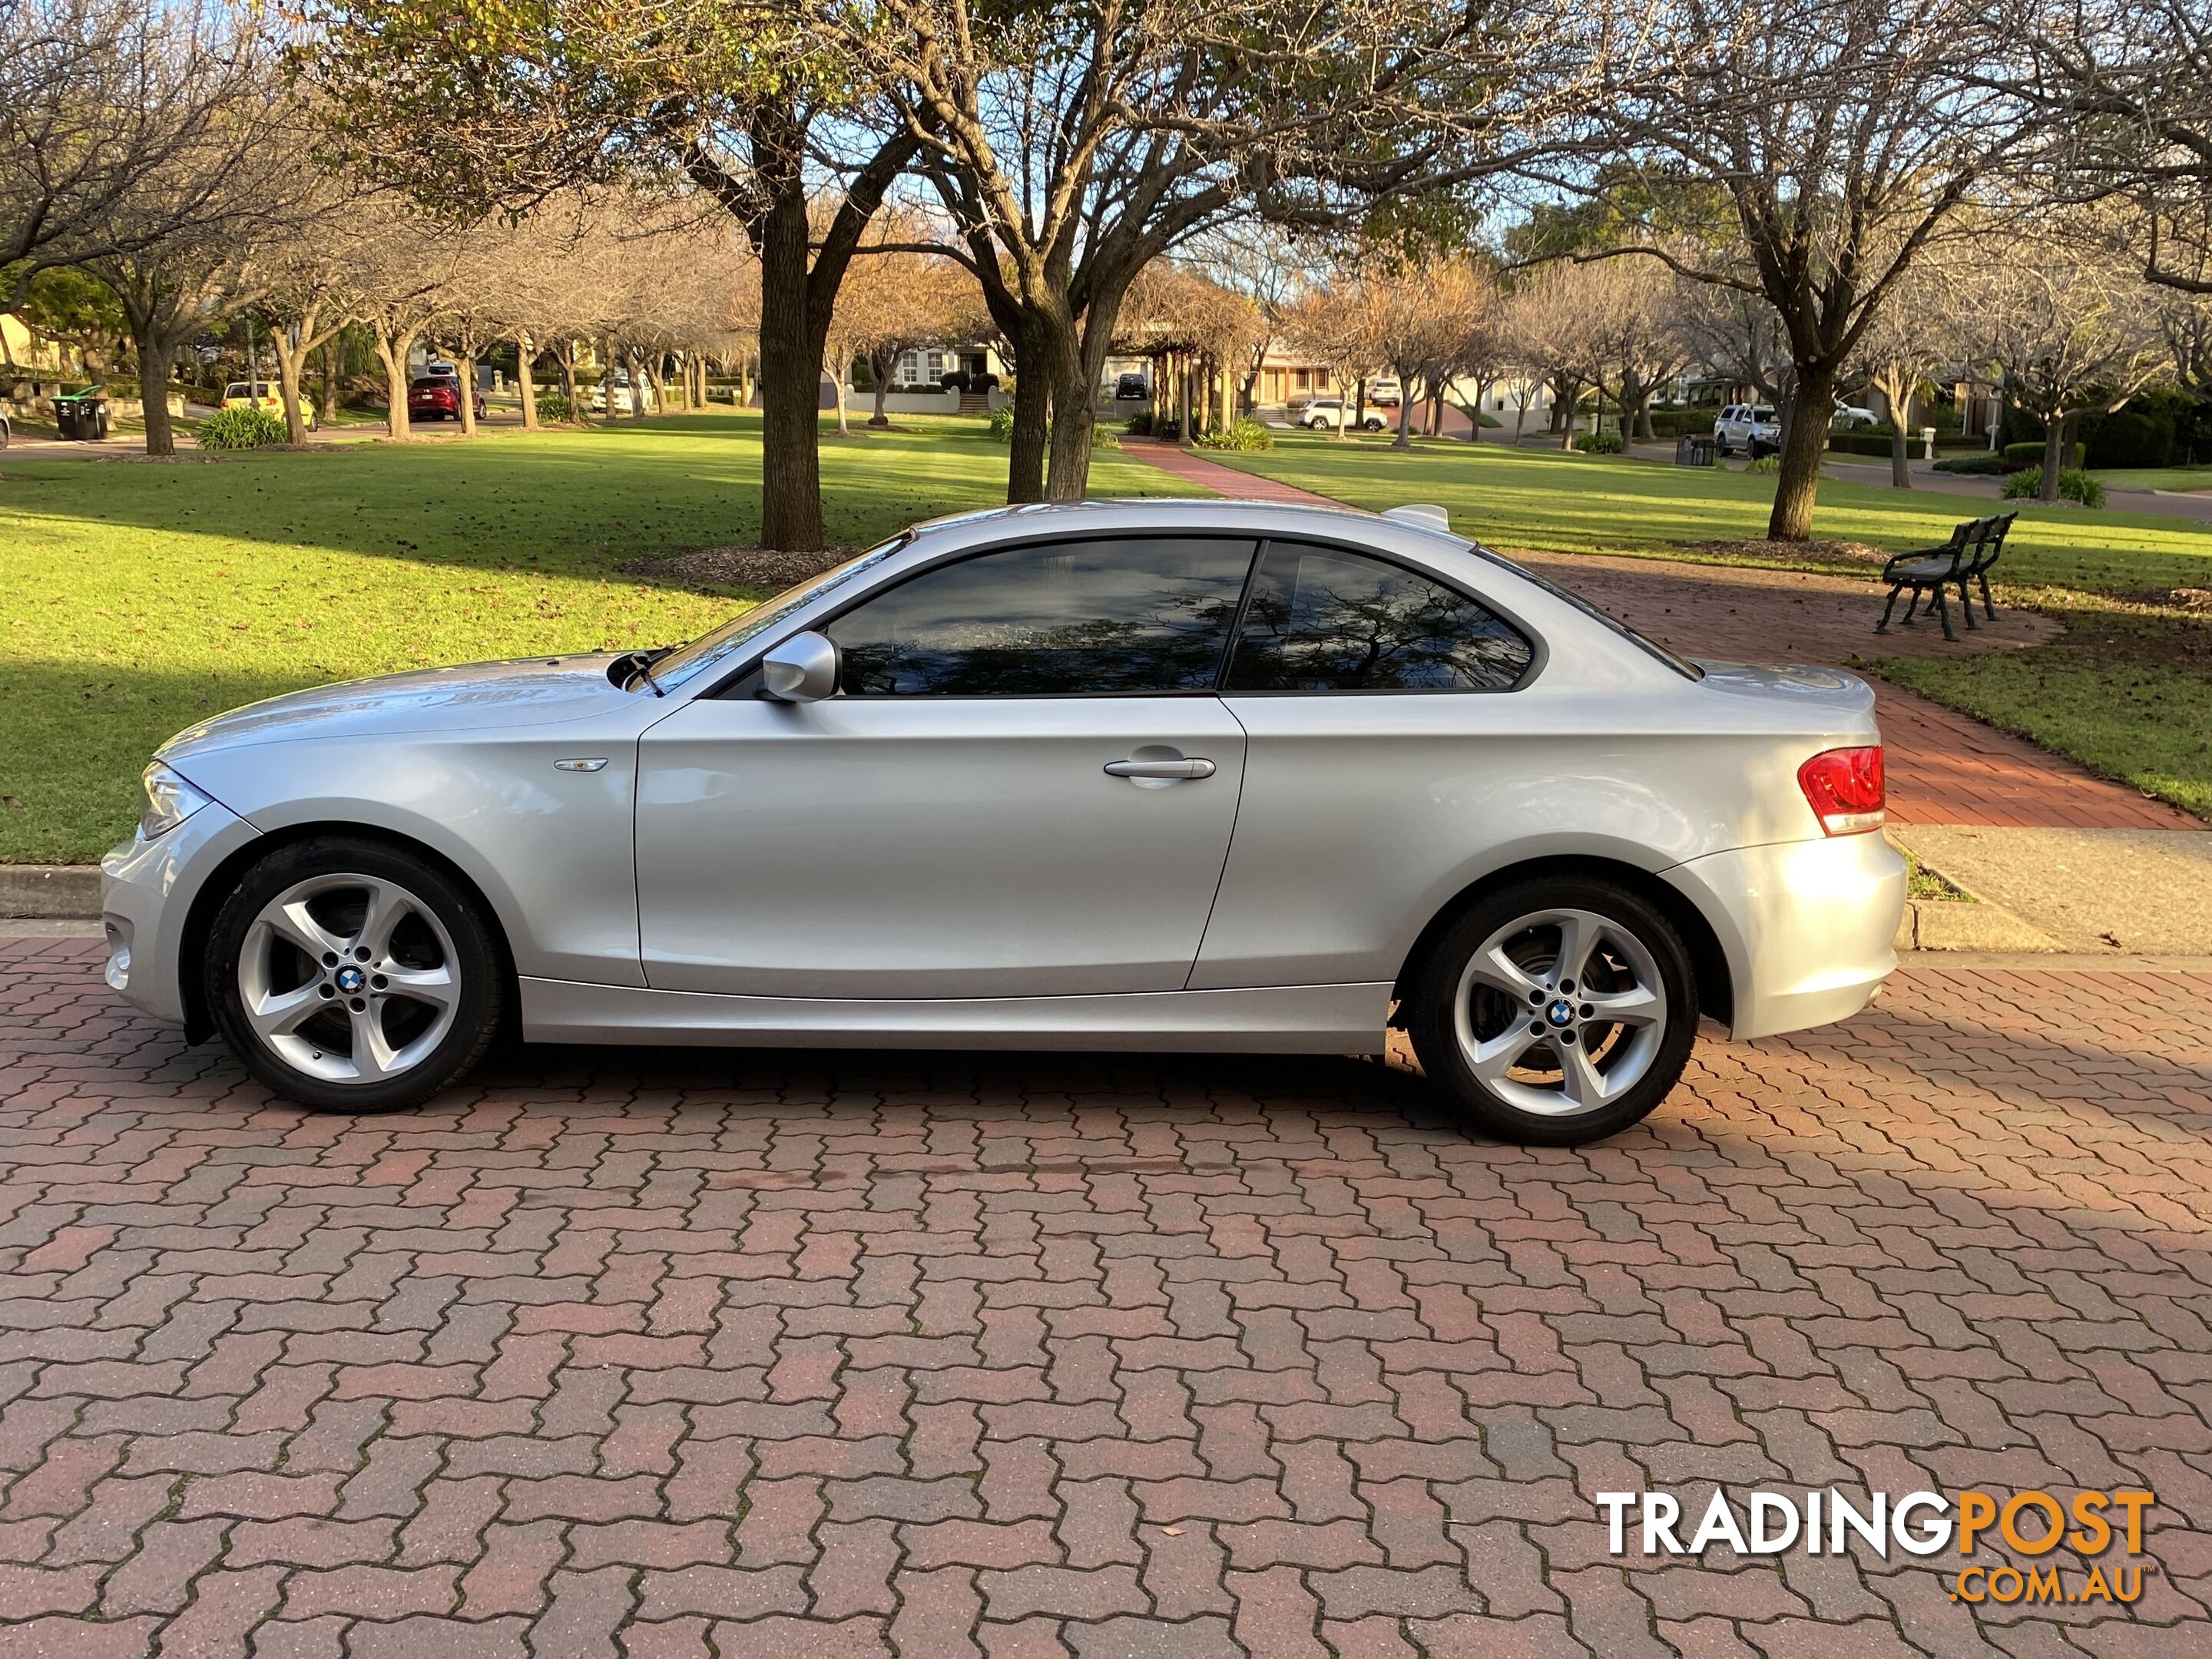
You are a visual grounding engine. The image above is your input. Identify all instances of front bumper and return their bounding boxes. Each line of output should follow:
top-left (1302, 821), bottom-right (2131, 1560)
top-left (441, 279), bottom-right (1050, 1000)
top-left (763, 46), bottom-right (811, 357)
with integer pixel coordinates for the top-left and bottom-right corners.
top-left (100, 800), bottom-right (258, 1026)
top-left (1666, 830), bottom-right (1907, 1042)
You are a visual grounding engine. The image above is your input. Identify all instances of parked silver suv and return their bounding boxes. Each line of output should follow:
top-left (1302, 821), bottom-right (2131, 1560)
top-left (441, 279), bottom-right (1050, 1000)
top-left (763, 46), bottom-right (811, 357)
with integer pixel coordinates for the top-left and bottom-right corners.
top-left (1713, 404), bottom-right (1780, 458)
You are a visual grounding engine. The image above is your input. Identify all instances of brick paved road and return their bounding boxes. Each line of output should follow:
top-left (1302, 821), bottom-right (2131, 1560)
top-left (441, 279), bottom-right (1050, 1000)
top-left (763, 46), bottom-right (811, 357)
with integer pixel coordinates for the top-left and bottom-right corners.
top-left (5, 936), bottom-right (2212, 1656)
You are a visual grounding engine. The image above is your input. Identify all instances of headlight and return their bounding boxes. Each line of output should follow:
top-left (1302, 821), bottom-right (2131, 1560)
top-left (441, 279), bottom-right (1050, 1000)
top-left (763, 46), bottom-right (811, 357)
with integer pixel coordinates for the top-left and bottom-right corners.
top-left (139, 761), bottom-right (213, 839)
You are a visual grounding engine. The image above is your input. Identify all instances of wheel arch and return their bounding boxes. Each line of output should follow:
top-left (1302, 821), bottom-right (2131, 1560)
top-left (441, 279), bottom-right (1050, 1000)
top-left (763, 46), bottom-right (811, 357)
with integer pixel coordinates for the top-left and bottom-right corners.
top-left (176, 822), bottom-right (519, 1045)
top-left (1389, 854), bottom-right (1734, 1031)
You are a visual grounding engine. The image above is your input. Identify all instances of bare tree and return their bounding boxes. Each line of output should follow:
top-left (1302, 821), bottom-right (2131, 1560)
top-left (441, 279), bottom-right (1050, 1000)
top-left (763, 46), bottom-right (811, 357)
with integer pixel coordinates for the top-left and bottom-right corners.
top-left (1573, 0), bottom-right (2048, 537)
top-left (2030, 0), bottom-right (2212, 295)
top-left (1968, 214), bottom-right (2171, 498)
top-left (81, 61), bottom-right (298, 454)
top-left (1843, 258), bottom-right (1963, 487)
top-left (826, 215), bottom-right (972, 432)
top-left (1, 0), bottom-right (266, 307)
top-left (869, 0), bottom-right (1614, 501)
top-left (1501, 263), bottom-right (1604, 450)
top-left (1283, 280), bottom-right (1385, 439)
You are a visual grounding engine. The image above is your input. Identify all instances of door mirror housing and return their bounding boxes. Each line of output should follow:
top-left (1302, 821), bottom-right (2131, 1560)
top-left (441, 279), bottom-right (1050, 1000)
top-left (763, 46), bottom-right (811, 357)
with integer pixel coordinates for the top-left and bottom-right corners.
top-left (760, 631), bottom-right (839, 702)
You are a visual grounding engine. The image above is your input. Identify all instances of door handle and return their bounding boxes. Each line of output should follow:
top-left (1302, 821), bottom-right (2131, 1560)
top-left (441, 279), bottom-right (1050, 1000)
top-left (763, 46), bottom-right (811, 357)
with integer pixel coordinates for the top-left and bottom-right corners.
top-left (1104, 757), bottom-right (1215, 780)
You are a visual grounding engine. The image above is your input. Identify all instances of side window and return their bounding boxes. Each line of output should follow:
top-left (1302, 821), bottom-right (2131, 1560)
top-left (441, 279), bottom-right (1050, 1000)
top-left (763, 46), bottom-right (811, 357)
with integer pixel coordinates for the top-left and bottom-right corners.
top-left (1223, 541), bottom-right (1533, 692)
top-left (827, 538), bottom-right (1255, 696)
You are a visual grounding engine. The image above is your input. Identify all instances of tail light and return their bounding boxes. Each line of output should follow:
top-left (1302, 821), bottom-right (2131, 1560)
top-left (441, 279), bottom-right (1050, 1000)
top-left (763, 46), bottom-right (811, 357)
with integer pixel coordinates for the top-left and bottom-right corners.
top-left (1798, 746), bottom-right (1885, 835)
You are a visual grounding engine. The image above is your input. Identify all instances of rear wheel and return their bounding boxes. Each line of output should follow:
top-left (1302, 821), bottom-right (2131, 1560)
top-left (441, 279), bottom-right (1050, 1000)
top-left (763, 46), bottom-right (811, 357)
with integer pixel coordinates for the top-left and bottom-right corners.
top-left (206, 838), bottom-right (504, 1113)
top-left (1406, 877), bottom-right (1697, 1145)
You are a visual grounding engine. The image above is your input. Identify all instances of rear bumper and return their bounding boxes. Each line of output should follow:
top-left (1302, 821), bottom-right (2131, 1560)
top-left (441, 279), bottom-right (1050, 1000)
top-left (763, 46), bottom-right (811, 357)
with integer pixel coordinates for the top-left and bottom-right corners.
top-left (1666, 831), bottom-right (1906, 1041)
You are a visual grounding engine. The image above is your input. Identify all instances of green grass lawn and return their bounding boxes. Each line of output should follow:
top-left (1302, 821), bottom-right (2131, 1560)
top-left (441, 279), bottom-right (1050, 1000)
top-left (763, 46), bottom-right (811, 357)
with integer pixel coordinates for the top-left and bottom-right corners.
top-left (2090, 465), bottom-right (2212, 494)
top-left (1214, 432), bottom-right (2212, 598)
top-left (1876, 603), bottom-right (2212, 821)
top-left (0, 410), bottom-right (1187, 862)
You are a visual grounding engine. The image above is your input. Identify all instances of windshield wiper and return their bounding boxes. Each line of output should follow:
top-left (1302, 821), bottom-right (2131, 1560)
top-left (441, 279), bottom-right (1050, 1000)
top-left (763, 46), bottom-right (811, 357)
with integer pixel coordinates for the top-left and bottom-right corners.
top-left (622, 650), bottom-right (667, 698)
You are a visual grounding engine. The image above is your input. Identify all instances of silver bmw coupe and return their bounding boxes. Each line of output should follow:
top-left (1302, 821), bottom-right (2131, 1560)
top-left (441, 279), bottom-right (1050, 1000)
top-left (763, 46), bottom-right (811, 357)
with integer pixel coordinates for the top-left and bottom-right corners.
top-left (102, 499), bottom-right (1905, 1144)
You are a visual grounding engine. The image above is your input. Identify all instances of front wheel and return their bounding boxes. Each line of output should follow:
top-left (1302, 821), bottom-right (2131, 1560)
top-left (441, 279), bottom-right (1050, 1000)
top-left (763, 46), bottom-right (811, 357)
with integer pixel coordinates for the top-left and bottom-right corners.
top-left (1405, 878), bottom-right (1698, 1145)
top-left (206, 837), bottom-right (505, 1113)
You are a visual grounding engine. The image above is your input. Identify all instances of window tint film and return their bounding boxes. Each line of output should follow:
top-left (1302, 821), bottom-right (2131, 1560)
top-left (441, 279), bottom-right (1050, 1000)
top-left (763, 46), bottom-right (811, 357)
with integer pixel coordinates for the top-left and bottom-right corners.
top-left (1224, 541), bottom-right (1532, 691)
top-left (829, 538), bottom-right (1254, 696)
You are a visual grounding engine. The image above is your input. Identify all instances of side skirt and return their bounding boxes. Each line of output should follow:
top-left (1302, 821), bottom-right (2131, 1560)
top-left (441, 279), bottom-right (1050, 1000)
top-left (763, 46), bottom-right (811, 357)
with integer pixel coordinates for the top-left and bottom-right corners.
top-left (519, 977), bottom-right (1392, 1053)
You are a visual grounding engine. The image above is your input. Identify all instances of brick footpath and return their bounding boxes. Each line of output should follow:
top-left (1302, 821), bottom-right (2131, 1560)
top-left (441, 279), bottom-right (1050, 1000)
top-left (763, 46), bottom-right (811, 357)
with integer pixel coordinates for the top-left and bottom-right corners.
top-left (4, 936), bottom-right (2212, 1656)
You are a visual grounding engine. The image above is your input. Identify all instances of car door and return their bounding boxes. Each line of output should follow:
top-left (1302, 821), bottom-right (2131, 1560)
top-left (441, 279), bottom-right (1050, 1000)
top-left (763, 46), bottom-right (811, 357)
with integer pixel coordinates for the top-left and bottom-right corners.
top-left (634, 535), bottom-right (1256, 999)
top-left (1190, 538), bottom-right (1544, 992)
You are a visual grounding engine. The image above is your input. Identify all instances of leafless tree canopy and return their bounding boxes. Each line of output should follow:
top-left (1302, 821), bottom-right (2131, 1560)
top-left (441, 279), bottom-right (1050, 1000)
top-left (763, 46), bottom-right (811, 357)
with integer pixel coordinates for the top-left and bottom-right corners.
top-left (0, 0), bottom-right (269, 310)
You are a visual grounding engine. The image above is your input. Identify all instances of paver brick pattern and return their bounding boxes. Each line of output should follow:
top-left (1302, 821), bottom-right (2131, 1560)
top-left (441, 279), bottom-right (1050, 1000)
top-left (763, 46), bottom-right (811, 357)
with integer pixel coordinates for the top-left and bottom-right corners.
top-left (4, 936), bottom-right (2211, 1655)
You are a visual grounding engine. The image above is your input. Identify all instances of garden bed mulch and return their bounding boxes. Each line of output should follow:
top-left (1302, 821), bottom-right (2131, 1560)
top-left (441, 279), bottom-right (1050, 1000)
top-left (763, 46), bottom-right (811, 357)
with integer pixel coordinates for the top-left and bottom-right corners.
top-left (620, 545), bottom-right (856, 593)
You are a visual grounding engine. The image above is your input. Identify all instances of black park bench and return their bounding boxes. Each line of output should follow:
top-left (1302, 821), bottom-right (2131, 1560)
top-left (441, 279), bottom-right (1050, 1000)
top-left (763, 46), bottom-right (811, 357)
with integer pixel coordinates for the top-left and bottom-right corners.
top-left (1875, 512), bottom-right (2016, 642)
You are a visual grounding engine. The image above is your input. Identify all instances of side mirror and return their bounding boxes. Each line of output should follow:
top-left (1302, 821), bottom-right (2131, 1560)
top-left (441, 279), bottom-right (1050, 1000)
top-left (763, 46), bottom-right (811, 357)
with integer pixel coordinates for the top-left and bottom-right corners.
top-left (760, 631), bottom-right (838, 702)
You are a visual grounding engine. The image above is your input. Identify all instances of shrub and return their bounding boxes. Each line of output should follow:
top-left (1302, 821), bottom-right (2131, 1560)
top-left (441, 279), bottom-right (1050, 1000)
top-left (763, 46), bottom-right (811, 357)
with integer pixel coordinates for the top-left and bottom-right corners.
top-left (195, 405), bottom-right (287, 450)
top-left (1745, 455), bottom-right (1780, 475)
top-left (1194, 416), bottom-right (1273, 453)
top-left (535, 390), bottom-right (574, 423)
top-left (1123, 409), bottom-right (1154, 436)
top-left (2004, 439), bottom-right (2085, 469)
top-left (1151, 417), bottom-right (1181, 442)
top-left (2001, 465), bottom-right (2106, 508)
top-left (986, 406), bottom-right (1015, 442)
top-left (1583, 430), bottom-right (1624, 454)
top-left (1932, 453), bottom-right (2020, 475)
top-left (938, 369), bottom-right (970, 392)
top-left (972, 372), bottom-right (1000, 392)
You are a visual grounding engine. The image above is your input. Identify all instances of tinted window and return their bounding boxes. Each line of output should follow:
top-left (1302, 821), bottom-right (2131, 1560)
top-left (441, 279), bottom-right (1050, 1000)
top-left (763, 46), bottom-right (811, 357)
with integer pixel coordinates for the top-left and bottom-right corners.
top-left (1224, 542), bottom-right (1532, 692)
top-left (830, 538), bottom-right (1253, 696)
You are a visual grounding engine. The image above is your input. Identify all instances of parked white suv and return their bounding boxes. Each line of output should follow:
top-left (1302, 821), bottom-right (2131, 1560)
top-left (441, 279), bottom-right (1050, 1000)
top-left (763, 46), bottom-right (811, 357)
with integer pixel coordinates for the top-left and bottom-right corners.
top-left (1714, 405), bottom-right (1780, 458)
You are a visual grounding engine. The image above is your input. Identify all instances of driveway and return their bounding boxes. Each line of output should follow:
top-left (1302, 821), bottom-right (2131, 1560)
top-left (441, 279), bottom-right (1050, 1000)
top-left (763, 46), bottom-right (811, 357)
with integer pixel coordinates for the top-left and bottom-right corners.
top-left (1, 937), bottom-right (2209, 1657)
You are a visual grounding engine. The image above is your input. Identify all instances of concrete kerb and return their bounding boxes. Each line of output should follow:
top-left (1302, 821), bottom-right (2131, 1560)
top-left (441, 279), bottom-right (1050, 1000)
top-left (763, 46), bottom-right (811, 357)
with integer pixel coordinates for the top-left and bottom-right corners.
top-left (0, 864), bottom-right (102, 919)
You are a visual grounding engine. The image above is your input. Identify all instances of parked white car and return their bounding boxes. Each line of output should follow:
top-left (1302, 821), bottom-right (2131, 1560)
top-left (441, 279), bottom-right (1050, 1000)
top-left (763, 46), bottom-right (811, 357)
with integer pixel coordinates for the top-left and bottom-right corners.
top-left (1714, 404), bottom-right (1781, 457)
top-left (103, 499), bottom-right (1903, 1144)
top-left (1366, 378), bottom-right (1403, 408)
top-left (1295, 398), bottom-right (1387, 432)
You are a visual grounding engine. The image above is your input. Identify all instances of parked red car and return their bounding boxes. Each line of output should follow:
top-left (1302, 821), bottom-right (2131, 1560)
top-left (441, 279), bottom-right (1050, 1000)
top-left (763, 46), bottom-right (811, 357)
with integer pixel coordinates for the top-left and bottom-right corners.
top-left (406, 377), bottom-right (486, 422)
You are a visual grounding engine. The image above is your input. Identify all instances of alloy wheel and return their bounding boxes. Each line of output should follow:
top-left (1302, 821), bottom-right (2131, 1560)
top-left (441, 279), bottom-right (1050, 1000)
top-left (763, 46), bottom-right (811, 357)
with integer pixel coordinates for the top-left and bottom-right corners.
top-left (236, 873), bottom-right (462, 1084)
top-left (1449, 906), bottom-right (1670, 1118)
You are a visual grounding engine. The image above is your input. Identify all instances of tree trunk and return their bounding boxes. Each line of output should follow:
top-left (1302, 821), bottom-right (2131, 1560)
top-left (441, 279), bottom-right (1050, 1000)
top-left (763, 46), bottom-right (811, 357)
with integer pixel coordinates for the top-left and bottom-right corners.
top-left (457, 351), bottom-right (478, 435)
top-left (1044, 336), bottom-right (1097, 501)
top-left (601, 339), bottom-right (617, 427)
top-left (833, 351), bottom-right (851, 437)
top-left (1392, 377), bottom-right (1415, 449)
top-left (137, 336), bottom-right (177, 456)
top-left (518, 333), bottom-right (539, 432)
top-left (1005, 326), bottom-right (1049, 502)
top-left (869, 349), bottom-right (892, 427)
top-left (557, 345), bottom-right (578, 424)
top-left (1637, 389), bottom-right (1657, 443)
top-left (754, 195), bottom-right (826, 550)
top-left (1767, 363), bottom-right (1837, 541)
top-left (272, 320), bottom-right (312, 445)
top-left (1890, 424), bottom-right (1911, 489)
top-left (316, 336), bottom-right (341, 426)
top-left (374, 328), bottom-right (412, 438)
top-left (2041, 416), bottom-right (2065, 502)
top-left (626, 351), bottom-right (648, 422)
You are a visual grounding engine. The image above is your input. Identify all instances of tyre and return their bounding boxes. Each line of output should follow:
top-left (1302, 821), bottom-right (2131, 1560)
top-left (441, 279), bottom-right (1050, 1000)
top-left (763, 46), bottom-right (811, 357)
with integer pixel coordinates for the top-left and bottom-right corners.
top-left (1405, 877), bottom-right (1698, 1145)
top-left (205, 836), bottom-right (505, 1113)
